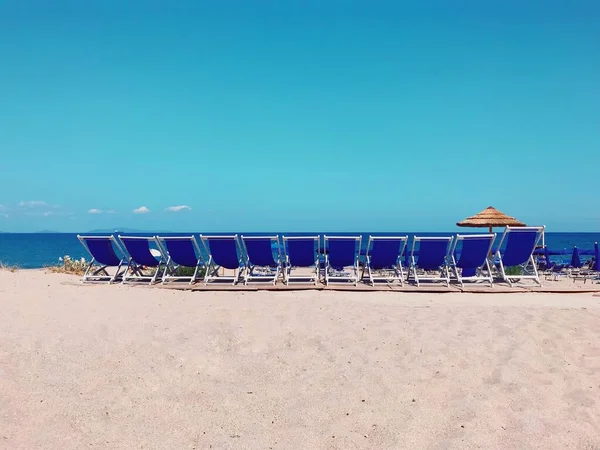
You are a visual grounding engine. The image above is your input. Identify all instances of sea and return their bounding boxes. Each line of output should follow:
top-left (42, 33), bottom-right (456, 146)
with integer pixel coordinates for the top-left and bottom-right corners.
top-left (1, 232), bottom-right (599, 269)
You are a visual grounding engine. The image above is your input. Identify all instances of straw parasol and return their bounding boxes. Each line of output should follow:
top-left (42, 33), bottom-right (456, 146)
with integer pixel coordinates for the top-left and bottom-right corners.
top-left (456, 206), bottom-right (526, 234)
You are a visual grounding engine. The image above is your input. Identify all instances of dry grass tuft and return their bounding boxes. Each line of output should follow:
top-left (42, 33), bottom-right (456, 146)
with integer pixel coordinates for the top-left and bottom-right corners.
top-left (0, 262), bottom-right (19, 272)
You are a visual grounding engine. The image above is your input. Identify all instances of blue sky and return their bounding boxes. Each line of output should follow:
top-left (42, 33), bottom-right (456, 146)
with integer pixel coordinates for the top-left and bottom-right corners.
top-left (1, 0), bottom-right (599, 232)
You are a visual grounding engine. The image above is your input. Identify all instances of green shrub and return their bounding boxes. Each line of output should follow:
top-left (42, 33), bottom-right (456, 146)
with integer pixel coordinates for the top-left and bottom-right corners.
top-left (504, 266), bottom-right (523, 276)
top-left (171, 265), bottom-right (206, 277)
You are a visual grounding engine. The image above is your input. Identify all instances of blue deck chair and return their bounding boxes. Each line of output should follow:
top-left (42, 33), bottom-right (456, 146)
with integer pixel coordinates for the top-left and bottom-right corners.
top-left (323, 236), bottom-right (362, 286)
top-left (282, 236), bottom-right (320, 285)
top-left (408, 236), bottom-right (453, 287)
top-left (494, 226), bottom-right (545, 286)
top-left (156, 235), bottom-right (204, 285)
top-left (77, 235), bottom-right (128, 283)
top-left (448, 234), bottom-right (496, 287)
top-left (118, 235), bottom-right (167, 284)
top-left (241, 235), bottom-right (282, 285)
top-left (200, 235), bottom-right (245, 285)
top-left (362, 236), bottom-right (408, 286)
top-left (542, 246), bottom-right (566, 281)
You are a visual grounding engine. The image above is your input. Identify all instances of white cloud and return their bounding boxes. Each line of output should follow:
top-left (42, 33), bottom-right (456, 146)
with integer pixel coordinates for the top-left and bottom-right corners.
top-left (19, 200), bottom-right (48, 208)
top-left (89, 208), bottom-right (116, 214)
top-left (165, 205), bottom-right (192, 212)
top-left (42, 211), bottom-right (54, 217)
top-left (133, 206), bottom-right (150, 214)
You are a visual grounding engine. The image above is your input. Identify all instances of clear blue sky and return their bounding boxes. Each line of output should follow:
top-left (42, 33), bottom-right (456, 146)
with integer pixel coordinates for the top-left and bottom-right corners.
top-left (1, 0), bottom-right (598, 232)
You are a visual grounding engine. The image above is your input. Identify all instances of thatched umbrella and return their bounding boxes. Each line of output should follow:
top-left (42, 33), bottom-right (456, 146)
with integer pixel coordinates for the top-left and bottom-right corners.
top-left (456, 206), bottom-right (526, 234)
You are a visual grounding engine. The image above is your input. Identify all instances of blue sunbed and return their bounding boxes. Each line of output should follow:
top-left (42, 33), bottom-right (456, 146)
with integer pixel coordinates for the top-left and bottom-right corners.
top-left (408, 236), bottom-right (453, 287)
top-left (200, 235), bottom-right (245, 285)
top-left (494, 226), bottom-right (544, 286)
top-left (448, 234), bottom-right (495, 287)
top-left (241, 235), bottom-right (282, 285)
top-left (157, 235), bottom-right (205, 285)
top-left (118, 235), bottom-right (166, 284)
top-left (282, 236), bottom-right (320, 285)
top-left (362, 236), bottom-right (408, 286)
top-left (324, 236), bottom-right (362, 286)
top-left (77, 235), bottom-right (128, 283)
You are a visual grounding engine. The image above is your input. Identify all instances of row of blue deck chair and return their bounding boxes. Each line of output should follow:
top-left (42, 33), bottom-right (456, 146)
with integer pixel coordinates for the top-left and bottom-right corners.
top-left (77, 226), bottom-right (545, 287)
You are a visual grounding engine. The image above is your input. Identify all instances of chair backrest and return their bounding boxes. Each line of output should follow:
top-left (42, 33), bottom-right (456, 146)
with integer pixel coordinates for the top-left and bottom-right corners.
top-left (158, 236), bottom-right (202, 267)
top-left (570, 246), bottom-right (582, 268)
top-left (497, 227), bottom-right (544, 267)
top-left (78, 236), bottom-right (123, 266)
top-left (119, 236), bottom-right (161, 267)
top-left (325, 236), bottom-right (361, 269)
top-left (452, 234), bottom-right (495, 270)
top-left (367, 236), bottom-right (408, 270)
top-left (242, 236), bottom-right (279, 267)
top-left (284, 236), bottom-right (319, 267)
top-left (201, 235), bottom-right (241, 270)
top-left (412, 237), bottom-right (452, 270)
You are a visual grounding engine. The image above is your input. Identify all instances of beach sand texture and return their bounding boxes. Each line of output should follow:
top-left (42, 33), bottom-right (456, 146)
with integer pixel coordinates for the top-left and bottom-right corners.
top-left (1, 269), bottom-right (600, 449)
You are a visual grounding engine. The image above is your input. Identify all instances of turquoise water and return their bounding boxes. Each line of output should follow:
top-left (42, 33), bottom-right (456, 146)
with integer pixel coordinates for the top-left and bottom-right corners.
top-left (0, 232), bottom-right (598, 268)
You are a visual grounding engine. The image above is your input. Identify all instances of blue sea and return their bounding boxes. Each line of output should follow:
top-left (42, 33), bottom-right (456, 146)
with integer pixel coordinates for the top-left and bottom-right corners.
top-left (0, 232), bottom-right (599, 268)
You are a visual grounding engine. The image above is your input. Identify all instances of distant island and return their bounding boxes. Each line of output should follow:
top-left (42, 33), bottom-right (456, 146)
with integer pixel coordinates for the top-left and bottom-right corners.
top-left (86, 228), bottom-right (172, 234)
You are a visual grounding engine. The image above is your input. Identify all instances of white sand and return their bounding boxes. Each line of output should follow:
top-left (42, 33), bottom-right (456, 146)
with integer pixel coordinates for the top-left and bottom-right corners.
top-left (1, 270), bottom-right (600, 449)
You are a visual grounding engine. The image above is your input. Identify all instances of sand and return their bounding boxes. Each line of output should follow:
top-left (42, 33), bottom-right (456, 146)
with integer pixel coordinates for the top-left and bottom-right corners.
top-left (1, 270), bottom-right (600, 449)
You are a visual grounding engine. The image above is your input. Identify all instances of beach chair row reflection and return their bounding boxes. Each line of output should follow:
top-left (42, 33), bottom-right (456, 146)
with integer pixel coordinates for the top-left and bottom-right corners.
top-left (77, 226), bottom-right (545, 287)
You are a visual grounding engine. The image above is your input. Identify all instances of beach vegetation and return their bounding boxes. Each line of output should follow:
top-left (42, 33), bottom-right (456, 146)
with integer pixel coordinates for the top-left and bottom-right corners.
top-left (0, 262), bottom-right (19, 272)
top-left (171, 265), bottom-right (207, 277)
top-left (46, 255), bottom-right (89, 276)
top-left (504, 266), bottom-right (523, 276)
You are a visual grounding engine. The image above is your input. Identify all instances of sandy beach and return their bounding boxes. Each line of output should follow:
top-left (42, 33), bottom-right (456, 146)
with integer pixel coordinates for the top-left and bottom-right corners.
top-left (1, 269), bottom-right (600, 449)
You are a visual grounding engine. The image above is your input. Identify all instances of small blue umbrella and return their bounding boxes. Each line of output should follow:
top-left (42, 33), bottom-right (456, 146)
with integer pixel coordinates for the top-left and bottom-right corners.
top-left (570, 246), bottom-right (582, 268)
top-left (594, 242), bottom-right (600, 272)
